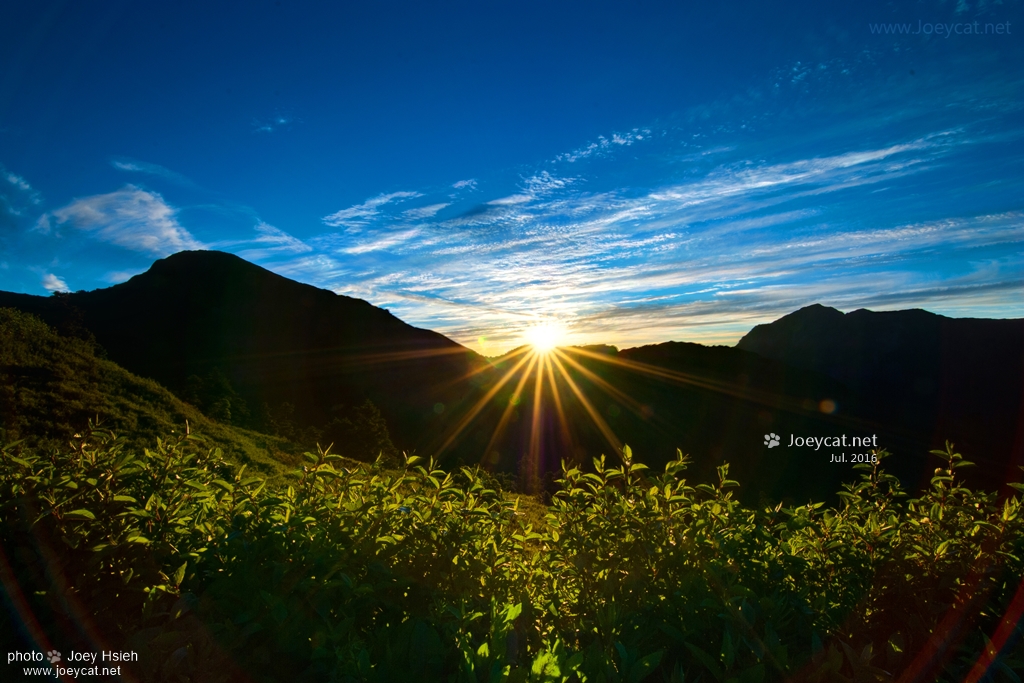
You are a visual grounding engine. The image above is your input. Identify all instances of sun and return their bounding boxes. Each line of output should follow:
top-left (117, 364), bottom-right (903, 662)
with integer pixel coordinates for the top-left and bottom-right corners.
top-left (524, 323), bottom-right (565, 353)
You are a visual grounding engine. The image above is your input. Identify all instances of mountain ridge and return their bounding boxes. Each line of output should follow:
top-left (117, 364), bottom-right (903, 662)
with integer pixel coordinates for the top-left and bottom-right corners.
top-left (0, 251), bottom-right (494, 457)
top-left (3, 256), bottom-right (1022, 499)
top-left (737, 303), bottom-right (1024, 489)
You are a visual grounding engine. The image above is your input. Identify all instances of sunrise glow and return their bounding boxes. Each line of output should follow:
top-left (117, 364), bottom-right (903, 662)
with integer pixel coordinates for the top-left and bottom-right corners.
top-left (523, 323), bottom-right (565, 353)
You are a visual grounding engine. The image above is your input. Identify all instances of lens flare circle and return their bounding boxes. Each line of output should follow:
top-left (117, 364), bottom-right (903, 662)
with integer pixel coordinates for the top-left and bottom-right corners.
top-left (523, 323), bottom-right (564, 352)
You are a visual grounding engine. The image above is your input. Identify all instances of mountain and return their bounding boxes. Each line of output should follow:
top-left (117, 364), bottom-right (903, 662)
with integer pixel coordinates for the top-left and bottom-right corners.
top-left (4, 255), bottom-right (1021, 502)
top-left (0, 251), bottom-right (493, 460)
top-left (737, 304), bottom-right (1024, 491)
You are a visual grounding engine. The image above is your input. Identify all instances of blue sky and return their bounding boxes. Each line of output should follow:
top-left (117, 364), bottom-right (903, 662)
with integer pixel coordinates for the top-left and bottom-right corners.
top-left (1, 0), bottom-right (1022, 354)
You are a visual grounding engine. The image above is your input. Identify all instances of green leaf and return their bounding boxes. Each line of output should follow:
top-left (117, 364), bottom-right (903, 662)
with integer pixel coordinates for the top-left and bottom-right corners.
top-left (531, 650), bottom-right (560, 678)
top-left (721, 630), bottom-right (735, 669)
top-left (685, 643), bottom-right (723, 681)
top-left (65, 509), bottom-right (96, 520)
top-left (173, 561), bottom-right (187, 587)
top-left (629, 650), bottom-right (664, 683)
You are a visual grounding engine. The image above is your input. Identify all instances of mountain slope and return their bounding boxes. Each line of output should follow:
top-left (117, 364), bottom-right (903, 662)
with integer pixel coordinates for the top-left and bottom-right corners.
top-left (0, 251), bottom-right (494, 457)
top-left (0, 307), bottom-right (294, 474)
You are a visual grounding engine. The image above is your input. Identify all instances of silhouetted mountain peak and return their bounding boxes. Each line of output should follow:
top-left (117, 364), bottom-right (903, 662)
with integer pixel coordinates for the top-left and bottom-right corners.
top-left (134, 249), bottom-right (268, 283)
top-left (117, 250), bottom-right (382, 315)
top-left (736, 305), bottom-right (958, 357)
top-left (0, 250), bottom-right (493, 454)
top-left (788, 302), bottom-right (844, 318)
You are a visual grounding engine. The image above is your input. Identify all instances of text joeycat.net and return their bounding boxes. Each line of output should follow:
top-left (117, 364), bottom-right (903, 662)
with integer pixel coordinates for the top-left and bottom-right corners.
top-left (787, 434), bottom-right (878, 451)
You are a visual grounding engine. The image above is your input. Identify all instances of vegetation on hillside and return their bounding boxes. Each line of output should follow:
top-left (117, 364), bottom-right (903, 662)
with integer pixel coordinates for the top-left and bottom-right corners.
top-left (2, 422), bottom-right (1021, 682)
top-left (0, 308), bottom-right (398, 476)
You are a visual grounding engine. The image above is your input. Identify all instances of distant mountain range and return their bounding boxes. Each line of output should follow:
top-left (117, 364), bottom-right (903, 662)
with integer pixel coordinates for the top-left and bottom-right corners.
top-left (2, 251), bottom-right (1021, 501)
top-left (738, 304), bottom-right (1024, 492)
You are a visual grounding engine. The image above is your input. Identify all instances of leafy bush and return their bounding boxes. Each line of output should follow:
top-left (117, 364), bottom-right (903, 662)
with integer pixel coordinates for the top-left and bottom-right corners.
top-left (1, 427), bottom-right (1022, 682)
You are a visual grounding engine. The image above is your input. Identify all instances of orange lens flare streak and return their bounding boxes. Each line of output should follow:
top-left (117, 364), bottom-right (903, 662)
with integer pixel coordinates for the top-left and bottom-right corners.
top-left (341, 346), bottom-right (480, 366)
top-left (526, 353), bottom-right (546, 486)
top-left (434, 349), bottom-right (534, 455)
top-left (482, 352), bottom-right (540, 462)
top-left (549, 352), bottom-right (623, 456)
top-left (563, 345), bottom-right (895, 437)
top-left (565, 346), bottom-right (820, 414)
top-left (553, 348), bottom-right (655, 422)
top-left (434, 344), bottom-right (532, 392)
top-left (543, 354), bottom-right (574, 459)
top-left (564, 346), bottom-right (754, 397)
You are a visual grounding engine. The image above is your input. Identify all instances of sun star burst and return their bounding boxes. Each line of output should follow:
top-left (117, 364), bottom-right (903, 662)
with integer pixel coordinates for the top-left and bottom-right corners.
top-left (524, 323), bottom-right (565, 353)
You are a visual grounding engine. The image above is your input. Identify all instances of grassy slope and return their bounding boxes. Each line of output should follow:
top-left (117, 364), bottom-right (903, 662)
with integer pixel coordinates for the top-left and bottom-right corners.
top-left (0, 307), bottom-right (297, 477)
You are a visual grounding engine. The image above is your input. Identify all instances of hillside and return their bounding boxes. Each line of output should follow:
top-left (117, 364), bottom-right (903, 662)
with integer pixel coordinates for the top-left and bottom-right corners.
top-left (0, 307), bottom-right (295, 475)
top-left (0, 251), bottom-right (494, 460)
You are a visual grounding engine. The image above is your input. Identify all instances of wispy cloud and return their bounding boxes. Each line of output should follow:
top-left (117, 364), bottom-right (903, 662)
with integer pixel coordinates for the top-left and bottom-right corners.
top-left (252, 113), bottom-right (297, 134)
top-left (403, 203), bottom-right (449, 220)
top-left (41, 185), bottom-right (205, 256)
top-left (4, 171), bottom-right (35, 197)
top-left (487, 194), bottom-right (533, 207)
top-left (207, 221), bottom-right (313, 261)
top-left (553, 128), bottom-right (651, 163)
top-left (226, 222), bottom-right (313, 262)
top-left (104, 270), bottom-right (143, 284)
top-left (0, 163), bottom-right (42, 230)
top-left (111, 158), bottom-right (196, 187)
top-left (523, 171), bottom-right (576, 195)
top-left (322, 191), bottom-right (423, 228)
top-left (453, 179), bottom-right (477, 190)
top-left (286, 123), bottom-right (1021, 354)
top-left (252, 221), bottom-right (312, 253)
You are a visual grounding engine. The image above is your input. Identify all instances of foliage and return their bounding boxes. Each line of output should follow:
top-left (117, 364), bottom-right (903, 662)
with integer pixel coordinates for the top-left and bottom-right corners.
top-left (182, 369), bottom-right (251, 426)
top-left (0, 307), bottom-right (298, 476)
top-left (1, 426), bottom-right (1023, 683)
top-left (321, 399), bottom-right (401, 466)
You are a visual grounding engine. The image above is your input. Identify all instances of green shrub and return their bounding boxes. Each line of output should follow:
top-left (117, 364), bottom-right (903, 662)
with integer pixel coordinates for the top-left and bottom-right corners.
top-left (2, 428), bottom-right (1022, 682)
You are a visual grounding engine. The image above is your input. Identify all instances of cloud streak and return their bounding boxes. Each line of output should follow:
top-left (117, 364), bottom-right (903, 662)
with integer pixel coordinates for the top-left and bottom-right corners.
top-left (279, 121), bottom-right (1022, 354)
top-left (41, 186), bottom-right (205, 256)
top-left (322, 191), bottom-right (423, 228)
top-left (111, 158), bottom-right (198, 188)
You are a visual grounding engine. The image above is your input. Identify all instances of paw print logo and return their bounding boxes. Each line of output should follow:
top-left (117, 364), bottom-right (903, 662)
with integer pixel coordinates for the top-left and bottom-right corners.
top-left (46, 651), bottom-right (61, 664)
top-left (764, 433), bottom-right (780, 448)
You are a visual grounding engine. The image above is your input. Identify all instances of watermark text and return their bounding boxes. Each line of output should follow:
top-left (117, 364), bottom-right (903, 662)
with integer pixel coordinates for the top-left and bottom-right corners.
top-left (869, 20), bottom-right (1011, 36)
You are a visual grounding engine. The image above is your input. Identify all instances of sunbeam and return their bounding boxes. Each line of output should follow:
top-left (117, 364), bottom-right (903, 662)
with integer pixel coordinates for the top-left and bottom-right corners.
top-left (482, 352), bottom-right (540, 467)
top-left (549, 352), bottom-right (623, 456)
top-left (432, 347), bottom-right (535, 455)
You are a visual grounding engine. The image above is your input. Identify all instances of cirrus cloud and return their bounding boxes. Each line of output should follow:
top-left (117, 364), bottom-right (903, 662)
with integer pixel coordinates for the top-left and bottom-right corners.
top-left (40, 185), bottom-right (204, 257)
top-left (322, 191), bottom-right (423, 229)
